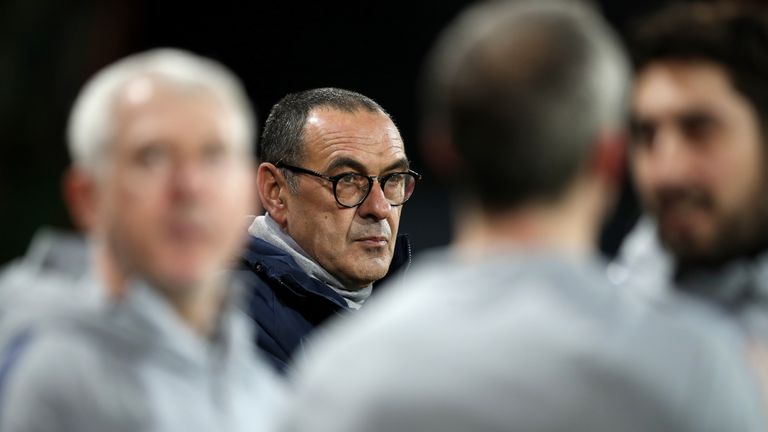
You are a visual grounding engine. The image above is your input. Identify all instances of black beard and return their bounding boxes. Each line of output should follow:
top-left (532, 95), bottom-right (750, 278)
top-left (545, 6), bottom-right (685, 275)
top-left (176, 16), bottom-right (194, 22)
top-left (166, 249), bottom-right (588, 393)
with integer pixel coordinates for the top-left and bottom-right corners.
top-left (671, 196), bottom-right (768, 273)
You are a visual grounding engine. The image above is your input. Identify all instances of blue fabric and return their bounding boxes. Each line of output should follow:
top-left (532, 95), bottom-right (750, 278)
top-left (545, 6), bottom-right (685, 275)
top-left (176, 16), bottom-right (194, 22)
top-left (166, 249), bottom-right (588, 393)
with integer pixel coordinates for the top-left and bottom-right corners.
top-left (235, 234), bottom-right (411, 372)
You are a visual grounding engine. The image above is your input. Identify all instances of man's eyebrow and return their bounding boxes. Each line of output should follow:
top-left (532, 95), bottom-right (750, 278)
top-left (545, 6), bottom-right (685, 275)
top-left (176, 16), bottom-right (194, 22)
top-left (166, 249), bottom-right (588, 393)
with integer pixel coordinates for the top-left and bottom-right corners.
top-left (679, 110), bottom-right (719, 125)
top-left (383, 158), bottom-right (410, 172)
top-left (326, 157), bottom-right (410, 174)
top-left (327, 157), bottom-right (367, 173)
top-left (628, 115), bottom-right (651, 130)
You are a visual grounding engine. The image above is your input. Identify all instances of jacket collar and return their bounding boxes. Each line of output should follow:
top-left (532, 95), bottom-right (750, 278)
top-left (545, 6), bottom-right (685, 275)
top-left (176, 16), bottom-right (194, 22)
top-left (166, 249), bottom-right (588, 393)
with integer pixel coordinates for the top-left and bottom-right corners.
top-left (241, 233), bottom-right (412, 310)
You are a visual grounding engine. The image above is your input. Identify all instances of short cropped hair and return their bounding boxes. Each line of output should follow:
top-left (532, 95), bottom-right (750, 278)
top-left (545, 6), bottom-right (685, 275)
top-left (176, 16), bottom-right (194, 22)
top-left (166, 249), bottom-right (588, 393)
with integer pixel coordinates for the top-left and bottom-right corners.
top-left (259, 87), bottom-right (391, 166)
top-left (631, 2), bottom-right (768, 134)
top-left (67, 48), bottom-right (255, 173)
top-left (259, 87), bottom-right (393, 191)
top-left (423, 0), bottom-right (629, 211)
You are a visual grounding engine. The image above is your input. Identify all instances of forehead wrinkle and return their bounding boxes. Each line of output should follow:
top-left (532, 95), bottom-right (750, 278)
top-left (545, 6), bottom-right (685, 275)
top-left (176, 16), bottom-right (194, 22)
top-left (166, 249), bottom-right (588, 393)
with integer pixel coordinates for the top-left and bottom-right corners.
top-left (320, 131), bottom-right (389, 146)
top-left (311, 124), bottom-right (403, 145)
top-left (322, 137), bottom-right (404, 156)
top-left (305, 109), bottom-right (402, 141)
top-left (307, 132), bottom-right (406, 167)
top-left (302, 109), bottom-right (406, 171)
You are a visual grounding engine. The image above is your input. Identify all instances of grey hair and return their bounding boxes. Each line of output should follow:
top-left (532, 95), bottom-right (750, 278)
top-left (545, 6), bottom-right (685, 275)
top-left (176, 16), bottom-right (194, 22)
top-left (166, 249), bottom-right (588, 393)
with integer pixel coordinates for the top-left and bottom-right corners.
top-left (423, 0), bottom-right (629, 210)
top-left (259, 87), bottom-right (392, 192)
top-left (67, 48), bottom-right (256, 173)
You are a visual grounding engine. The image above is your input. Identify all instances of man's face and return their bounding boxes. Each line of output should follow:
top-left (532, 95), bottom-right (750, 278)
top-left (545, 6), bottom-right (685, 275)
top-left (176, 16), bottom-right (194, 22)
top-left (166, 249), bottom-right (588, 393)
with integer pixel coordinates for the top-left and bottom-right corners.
top-left (282, 108), bottom-right (407, 289)
top-left (95, 80), bottom-right (254, 292)
top-left (631, 60), bottom-right (768, 266)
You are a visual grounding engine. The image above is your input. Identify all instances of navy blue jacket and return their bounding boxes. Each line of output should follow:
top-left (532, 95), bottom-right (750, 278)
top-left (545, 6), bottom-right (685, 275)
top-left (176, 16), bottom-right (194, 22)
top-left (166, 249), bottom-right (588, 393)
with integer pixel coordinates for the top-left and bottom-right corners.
top-left (236, 234), bottom-right (412, 372)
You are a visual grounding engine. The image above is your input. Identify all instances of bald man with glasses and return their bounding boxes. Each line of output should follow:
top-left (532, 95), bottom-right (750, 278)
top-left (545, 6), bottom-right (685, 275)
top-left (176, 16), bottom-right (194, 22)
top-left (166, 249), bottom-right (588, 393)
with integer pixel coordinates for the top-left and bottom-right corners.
top-left (237, 88), bottom-right (418, 372)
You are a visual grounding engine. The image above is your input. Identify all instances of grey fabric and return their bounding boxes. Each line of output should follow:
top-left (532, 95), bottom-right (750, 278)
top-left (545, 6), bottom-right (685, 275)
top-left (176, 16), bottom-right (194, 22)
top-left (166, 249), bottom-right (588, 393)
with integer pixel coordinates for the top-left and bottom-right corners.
top-left (0, 279), bottom-right (285, 432)
top-left (278, 250), bottom-right (767, 432)
top-left (247, 214), bottom-right (372, 309)
top-left (0, 229), bottom-right (106, 349)
top-left (607, 217), bottom-right (672, 305)
top-left (612, 218), bottom-right (768, 338)
top-left (0, 229), bottom-right (94, 313)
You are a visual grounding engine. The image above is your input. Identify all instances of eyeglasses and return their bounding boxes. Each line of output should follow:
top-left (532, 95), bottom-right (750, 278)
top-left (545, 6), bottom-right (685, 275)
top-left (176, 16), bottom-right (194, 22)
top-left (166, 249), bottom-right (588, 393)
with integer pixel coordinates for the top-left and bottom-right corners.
top-left (276, 162), bottom-right (421, 208)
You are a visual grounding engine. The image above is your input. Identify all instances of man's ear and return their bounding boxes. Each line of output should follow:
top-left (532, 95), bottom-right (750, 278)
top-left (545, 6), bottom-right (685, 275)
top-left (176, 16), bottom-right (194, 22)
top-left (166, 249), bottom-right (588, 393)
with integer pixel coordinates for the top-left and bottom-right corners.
top-left (419, 122), bottom-right (464, 181)
top-left (63, 167), bottom-right (99, 232)
top-left (257, 163), bottom-right (290, 226)
top-left (251, 164), bottom-right (264, 216)
top-left (591, 131), bottom-right (626, 188)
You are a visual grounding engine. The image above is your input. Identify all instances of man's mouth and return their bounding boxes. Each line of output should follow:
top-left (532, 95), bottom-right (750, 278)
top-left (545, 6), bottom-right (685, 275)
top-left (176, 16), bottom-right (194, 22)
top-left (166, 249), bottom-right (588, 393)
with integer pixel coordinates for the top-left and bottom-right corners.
top-left (659, 201), bottom-right (706, 216)
top-left (355, 236), bottom-right (389, 247)
top-left (166, 221), bottom-right (209, 243)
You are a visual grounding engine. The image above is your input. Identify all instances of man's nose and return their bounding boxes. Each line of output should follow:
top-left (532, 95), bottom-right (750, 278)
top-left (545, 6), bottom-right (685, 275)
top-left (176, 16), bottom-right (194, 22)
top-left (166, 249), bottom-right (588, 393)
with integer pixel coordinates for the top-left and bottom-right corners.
top-left (357, 181), bottom-right (392, 220)
top-left (171, 159), bottom-right (206, 198)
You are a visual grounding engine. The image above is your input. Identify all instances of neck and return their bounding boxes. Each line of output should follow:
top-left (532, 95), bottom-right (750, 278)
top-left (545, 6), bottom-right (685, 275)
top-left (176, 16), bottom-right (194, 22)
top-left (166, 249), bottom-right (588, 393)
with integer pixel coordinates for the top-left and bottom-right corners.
top-left (92, 239), bottom-right (127, 299)
top-left (454, 183), bottom-right (603, 260)
top-left (93, 240), bottom-right (226, 338)
top-left (166, 277), bottom-right (227, 339)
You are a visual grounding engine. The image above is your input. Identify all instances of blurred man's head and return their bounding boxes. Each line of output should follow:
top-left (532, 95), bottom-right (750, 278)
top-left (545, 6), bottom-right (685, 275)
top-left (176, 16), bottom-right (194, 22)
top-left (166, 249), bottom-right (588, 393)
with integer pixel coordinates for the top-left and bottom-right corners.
top-left (630, 3), bottom-right (768, 268)
top-left (422, 0), bottom-right (628, 247)
top-left (65, 49), bottom-right (256, 295)
top-left (257, 88), bottom-right (416, 289)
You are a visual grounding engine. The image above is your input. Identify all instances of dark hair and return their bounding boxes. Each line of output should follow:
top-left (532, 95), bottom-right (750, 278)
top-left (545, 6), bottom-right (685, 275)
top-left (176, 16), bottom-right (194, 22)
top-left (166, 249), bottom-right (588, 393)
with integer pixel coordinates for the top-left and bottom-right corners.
top-left (422, 1), bottom-right (628, 211)
top-left (631, 2), bottom-right (768, 132)
top-left (259, 87), bottom-right (389, 166)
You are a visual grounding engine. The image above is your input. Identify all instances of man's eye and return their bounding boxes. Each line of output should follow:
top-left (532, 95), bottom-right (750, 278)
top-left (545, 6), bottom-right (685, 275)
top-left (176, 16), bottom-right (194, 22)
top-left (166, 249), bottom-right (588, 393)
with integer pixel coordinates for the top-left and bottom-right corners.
top-left (630, 120), bottom-right (656, 149)
top-left (386, 173), bottom-right (406, 186)
top-left (135, 145), bottom-right (168, 167)
top-left (202, 142), bottom-right (227, 163)
top-left (682, 117), bottom-right (716, 142)
top-left (339, 174), bottom-right (362, 185)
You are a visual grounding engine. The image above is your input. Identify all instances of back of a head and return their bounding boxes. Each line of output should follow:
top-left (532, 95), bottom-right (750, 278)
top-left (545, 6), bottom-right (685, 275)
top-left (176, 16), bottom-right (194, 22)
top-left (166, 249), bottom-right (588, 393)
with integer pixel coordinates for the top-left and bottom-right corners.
top-left (631, 2), bottom-right (768, 132)
top-left (67, 48), bottom-right (255, 174)
top-left (423, 0), bottom-right (628, 211)
top-left (259, 87), bottom-right (389, 166)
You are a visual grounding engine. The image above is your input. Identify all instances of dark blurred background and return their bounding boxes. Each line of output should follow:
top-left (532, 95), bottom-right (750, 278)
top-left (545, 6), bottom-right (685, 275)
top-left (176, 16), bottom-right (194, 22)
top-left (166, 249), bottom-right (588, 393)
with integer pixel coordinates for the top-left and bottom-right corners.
top-left (0, 0), bottom-right (693, 265)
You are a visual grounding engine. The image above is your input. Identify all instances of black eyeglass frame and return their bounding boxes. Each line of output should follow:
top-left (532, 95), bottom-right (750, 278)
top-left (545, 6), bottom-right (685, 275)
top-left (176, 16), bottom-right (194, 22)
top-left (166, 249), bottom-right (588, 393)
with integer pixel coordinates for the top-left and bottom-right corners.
top-left (276, 162), bottom-right (421, 208)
